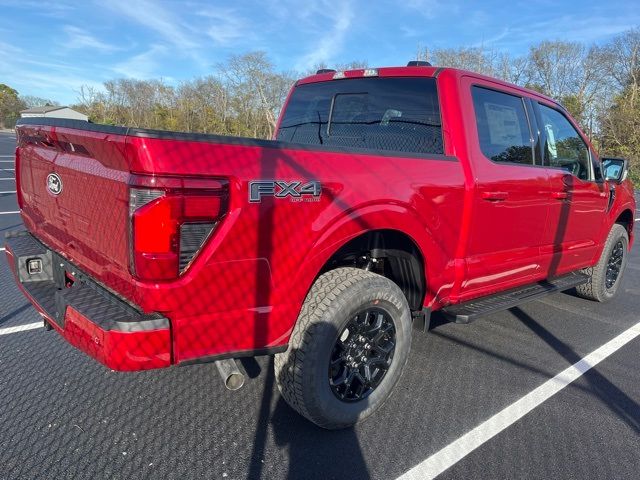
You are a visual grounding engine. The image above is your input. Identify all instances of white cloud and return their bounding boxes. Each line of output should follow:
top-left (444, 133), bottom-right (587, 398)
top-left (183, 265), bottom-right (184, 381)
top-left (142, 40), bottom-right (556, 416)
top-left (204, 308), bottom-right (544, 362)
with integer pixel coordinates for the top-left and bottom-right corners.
top-left (104, 0), bottom-right (197, 51)
top-left (487, 14), bottom-right (640, 54)
top-left (0, 0), bottom-right (76, 18)
top-left (197, 8), bottom-right (248, 46)
top-left (62, 26), bottom-right (121, 52)
top-left (294, 1), bottom-right (354, 70)
top-left (472, 28), bottom-right (511, 48)
top-left (112, 44), bottom-right (168, 78)
top-left (527, 15), bottom-right (640, 44)
top-left (102, 0), bottom-right (211, 67)
top-left (0, 42), bottom-right (104, 104)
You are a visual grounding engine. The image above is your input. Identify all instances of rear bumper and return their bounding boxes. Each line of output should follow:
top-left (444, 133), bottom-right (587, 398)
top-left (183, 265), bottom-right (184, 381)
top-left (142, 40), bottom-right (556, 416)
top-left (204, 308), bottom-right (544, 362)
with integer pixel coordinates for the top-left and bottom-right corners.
top-left (4, 231), bottom-right (171, 371)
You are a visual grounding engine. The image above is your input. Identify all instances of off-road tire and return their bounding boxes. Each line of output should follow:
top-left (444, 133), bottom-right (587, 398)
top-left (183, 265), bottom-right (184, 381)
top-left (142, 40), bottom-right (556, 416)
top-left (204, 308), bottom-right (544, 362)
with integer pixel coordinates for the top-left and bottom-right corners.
top-left (576, 223), bottom-right (629, 302)
top-left (274, 267), bottom-right (412, 429)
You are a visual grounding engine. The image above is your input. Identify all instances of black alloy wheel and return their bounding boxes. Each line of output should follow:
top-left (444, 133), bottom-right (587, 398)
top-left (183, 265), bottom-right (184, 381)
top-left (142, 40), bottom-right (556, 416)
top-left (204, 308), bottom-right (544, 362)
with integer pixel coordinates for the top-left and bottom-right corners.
top-left (329, 307), bottom-right (396, 402)
top-left (606, 239), bottom-right (625, 290)
top-left (576, 223), bottom-right (629, 303)
top-left (275, 267), bottom-right (412, 429)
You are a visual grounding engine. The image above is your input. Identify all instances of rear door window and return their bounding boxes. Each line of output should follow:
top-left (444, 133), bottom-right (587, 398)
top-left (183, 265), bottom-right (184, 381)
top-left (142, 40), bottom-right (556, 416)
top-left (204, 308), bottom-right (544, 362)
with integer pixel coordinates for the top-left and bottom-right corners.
top-left (276, 77), bottom-right (443, 155)
top-left (471, 86), bottom-right (534, 165)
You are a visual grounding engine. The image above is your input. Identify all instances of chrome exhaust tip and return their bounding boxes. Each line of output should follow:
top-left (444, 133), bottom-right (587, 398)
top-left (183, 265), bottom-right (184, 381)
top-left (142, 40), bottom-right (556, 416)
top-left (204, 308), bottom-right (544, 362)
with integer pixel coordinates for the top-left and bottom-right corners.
top-left (215, 358), bottom-right (245, 391)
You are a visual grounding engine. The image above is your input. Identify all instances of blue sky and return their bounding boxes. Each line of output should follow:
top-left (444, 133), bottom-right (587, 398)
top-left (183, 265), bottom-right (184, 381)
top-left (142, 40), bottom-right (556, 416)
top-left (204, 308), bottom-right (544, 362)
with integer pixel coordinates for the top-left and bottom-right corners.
top-left (1, 0), bottom-right (639, 105)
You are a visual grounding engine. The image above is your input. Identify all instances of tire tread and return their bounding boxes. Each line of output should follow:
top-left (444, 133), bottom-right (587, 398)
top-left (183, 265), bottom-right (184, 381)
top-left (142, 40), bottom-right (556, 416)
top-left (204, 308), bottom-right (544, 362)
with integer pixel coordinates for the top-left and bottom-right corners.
top-left (576, 223), bottom-right (628, 302)
top-left (274, 267), bottom-right (407, 429)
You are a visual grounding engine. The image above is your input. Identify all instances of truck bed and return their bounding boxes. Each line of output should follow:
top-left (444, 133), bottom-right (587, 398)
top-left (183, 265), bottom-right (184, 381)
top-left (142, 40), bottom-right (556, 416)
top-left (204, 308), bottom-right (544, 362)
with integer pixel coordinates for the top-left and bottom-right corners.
top-left (12, 117), bottom-right (465, 365)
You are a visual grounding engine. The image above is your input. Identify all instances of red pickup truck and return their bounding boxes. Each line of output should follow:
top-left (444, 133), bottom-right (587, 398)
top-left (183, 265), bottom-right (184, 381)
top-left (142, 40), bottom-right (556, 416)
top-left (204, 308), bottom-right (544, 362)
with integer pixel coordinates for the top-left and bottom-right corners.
top-left (6, 64), bottom-right (636, 429)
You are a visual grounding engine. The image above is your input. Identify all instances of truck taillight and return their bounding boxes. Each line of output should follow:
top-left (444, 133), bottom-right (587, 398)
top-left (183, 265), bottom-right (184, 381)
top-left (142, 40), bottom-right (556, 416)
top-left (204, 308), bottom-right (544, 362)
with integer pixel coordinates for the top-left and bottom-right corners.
top-left (15, 147), bottom-right (23, 209)
top-left (128, 175), bottom-right (228, 281)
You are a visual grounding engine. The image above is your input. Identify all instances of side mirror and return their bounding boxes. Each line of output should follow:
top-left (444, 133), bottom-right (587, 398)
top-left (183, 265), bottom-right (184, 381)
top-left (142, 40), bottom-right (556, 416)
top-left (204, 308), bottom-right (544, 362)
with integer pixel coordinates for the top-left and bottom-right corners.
top-left (602, 157), bottom-right (629, 184)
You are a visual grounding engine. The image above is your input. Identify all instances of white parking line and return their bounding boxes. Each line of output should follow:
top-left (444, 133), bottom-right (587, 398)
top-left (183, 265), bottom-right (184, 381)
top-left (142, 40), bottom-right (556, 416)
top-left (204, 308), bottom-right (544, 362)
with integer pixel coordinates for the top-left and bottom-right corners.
top-left (0, 155), bottom-right (14, 158)
top-left (0, 160), bottom-right (14, 163)
top-left (0, 191), bottom-right (16, 194)
top-left (0, 322), bottom-right (42, 336)
top-left (0, 247), bottom-right (5, 252)
top-left (397, 321), bottom-right (640, 480)
top-left (0, 211), bottom-right (19, 215)
top-left (1, 168), bottom-right (15, 171)
top-left (0, 178), bottom-right (15, 181)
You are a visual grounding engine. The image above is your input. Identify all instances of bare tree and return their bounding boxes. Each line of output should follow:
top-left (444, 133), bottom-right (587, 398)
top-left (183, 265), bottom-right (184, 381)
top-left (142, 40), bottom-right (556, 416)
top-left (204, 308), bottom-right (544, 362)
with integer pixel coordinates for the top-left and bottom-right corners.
top-left (525, 41), bottom-right (610, 126)
top-left (599, 29), bottom-right (640, 183)
top-left (219, 52), bottom-right (294, 138)
top-left (20, 95), bottom-right (59, 108)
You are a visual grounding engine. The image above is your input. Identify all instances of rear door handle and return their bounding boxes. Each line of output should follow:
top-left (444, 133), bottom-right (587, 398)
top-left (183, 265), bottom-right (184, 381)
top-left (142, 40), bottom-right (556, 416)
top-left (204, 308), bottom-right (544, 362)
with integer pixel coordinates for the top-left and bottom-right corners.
top-left (551, 191), bottom-right (569, 200)
top-left (482, 191), bottom-right (508, 202)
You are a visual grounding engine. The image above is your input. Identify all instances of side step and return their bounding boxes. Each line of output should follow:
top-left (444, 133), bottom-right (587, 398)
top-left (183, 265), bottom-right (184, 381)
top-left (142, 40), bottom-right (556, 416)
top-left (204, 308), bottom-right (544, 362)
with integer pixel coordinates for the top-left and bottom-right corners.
top-left (443, 272), bottom-right (589, 324)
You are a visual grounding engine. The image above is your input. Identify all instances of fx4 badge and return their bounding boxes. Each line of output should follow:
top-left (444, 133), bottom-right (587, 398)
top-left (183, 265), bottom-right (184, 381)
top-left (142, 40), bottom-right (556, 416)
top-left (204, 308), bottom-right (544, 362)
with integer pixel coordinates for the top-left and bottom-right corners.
top-left (249, 180), bottom-right (322, 203)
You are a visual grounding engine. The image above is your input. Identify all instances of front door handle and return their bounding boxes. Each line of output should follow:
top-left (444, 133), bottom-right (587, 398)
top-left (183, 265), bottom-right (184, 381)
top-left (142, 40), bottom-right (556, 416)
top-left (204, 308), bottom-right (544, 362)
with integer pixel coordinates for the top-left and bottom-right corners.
top-left (482, 191), bottom-right (508, 202)
top-left (551, 191), bottom-right (569, 200)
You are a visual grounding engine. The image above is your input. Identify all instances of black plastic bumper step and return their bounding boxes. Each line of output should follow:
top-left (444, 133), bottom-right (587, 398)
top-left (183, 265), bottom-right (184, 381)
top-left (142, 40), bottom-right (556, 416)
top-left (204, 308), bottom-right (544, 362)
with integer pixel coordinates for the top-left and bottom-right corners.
top-left (4, 231), bottom-right (168, 332)
top-left (443, 272), bottom-right (589, 323)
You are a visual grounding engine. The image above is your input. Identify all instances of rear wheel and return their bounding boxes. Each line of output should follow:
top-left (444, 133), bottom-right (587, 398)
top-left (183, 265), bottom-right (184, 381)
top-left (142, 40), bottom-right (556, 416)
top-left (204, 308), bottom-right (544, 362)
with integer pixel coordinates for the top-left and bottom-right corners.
top-left (274, 267), bottom-right (412, 429)
top-left (576, 223), bottom-right (629, 302)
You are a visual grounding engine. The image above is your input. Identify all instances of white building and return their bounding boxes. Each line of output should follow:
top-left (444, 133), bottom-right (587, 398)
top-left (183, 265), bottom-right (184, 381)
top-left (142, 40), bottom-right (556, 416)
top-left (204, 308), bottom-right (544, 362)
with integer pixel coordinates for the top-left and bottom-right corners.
top-left (20, 106), bottom-right (88, 122)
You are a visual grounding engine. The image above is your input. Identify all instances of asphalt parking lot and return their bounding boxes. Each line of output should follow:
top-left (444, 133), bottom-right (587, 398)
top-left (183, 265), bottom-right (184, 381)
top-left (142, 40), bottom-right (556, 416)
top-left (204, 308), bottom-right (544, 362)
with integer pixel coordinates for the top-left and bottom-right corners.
top-left (0, 129), bottom-right (638, 480)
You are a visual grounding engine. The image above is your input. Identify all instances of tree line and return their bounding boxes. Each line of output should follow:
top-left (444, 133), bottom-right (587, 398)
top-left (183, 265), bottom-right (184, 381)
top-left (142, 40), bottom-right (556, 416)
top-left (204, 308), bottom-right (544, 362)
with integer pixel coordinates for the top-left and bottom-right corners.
top-left (0, 85), bottom-right (58, 129)
top-left (418, 29), bottom-right (640, 184)
top-left (1, 29), bottom-right (638, 184)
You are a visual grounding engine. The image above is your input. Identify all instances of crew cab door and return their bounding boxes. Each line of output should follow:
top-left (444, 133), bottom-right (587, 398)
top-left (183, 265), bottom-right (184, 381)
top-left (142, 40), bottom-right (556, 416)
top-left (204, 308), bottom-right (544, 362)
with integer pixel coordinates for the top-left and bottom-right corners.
top-left (532, 101), bottom-right (608, 275)
top-left (459, 79), bottom-right (549, 298)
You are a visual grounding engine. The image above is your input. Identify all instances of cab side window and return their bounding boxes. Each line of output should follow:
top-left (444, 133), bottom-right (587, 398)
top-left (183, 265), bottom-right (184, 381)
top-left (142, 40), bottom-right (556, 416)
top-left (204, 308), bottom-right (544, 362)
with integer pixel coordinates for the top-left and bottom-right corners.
top-left (538, 104), bottom-right (591, 180)
top-left (472, 86), bottom-right (534, 165)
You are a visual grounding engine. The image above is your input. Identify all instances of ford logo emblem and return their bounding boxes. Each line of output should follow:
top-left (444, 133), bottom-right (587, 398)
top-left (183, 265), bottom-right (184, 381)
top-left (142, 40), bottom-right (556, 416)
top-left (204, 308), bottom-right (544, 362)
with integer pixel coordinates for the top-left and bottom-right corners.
top-left (47, 173), bottom-right (63, 195)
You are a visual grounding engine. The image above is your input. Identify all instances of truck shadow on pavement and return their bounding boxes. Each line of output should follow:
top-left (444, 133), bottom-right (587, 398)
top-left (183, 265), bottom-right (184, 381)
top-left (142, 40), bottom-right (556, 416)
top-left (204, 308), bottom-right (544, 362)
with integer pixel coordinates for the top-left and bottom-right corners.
top-left (511, 306), bottom-right (640, 434)
top-left (244, 357), bottom-right (370, 480)
top-left (239, 141), bottom-right (374, 480)
top-left (0, 303), bottom-right (32, 327)
top-left (430, 303), bottom-right (640, 437)
top-left (270, 395), bottom-right (370, 480)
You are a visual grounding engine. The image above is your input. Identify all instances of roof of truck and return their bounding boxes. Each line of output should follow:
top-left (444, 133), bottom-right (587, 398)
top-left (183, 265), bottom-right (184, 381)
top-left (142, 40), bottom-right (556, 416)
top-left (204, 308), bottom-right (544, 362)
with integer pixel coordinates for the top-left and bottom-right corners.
top-left (296, 65), bottom-right (559, 109)
top-left (297, 65), bottom-right (441, 85)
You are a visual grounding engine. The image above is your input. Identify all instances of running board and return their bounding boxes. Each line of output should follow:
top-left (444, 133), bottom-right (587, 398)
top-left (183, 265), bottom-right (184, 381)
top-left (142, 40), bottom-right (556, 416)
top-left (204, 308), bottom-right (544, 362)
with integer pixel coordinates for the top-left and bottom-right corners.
top-left (443, 272), bottom-right (589, 324)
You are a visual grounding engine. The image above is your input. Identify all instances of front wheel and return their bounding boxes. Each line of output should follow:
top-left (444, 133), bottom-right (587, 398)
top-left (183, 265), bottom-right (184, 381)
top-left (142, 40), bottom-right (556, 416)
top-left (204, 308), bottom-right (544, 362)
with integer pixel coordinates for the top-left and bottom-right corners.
top-left (274, 267), bottom-right (412, 429)
top-left (576, 223), bottom-right (629, 302)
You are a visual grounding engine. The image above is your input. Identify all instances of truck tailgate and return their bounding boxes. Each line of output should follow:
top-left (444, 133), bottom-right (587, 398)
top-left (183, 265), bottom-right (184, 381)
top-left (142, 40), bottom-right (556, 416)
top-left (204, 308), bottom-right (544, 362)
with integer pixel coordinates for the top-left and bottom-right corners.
top-left (16, 123), bottom-right (133, 297)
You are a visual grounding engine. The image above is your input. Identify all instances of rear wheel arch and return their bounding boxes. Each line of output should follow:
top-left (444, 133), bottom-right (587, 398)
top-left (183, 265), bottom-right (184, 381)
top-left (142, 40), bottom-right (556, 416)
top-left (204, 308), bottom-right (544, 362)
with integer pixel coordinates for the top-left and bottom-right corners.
top-left (318, 229), bottom-right (426, 311)
top-left (285, 206), bottom-right (449, 342)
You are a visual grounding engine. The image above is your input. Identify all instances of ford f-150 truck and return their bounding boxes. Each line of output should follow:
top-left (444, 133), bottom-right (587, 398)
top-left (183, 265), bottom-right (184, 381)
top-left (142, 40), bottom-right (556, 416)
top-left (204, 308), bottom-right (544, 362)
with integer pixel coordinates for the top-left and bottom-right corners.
top-left (5, 63), bottom-right (636, 429)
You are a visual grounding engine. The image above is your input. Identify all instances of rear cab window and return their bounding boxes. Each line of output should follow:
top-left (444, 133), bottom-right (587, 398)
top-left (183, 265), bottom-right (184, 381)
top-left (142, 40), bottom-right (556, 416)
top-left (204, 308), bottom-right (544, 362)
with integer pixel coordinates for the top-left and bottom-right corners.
top-left (276, 77), bottom-right (443, 155)
top-left (471, 86), bottom-right (534, 166)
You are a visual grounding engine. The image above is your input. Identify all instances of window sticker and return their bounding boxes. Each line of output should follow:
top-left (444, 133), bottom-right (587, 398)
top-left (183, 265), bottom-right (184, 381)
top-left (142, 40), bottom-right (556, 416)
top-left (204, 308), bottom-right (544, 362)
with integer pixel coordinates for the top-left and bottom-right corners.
top-left (484, 102), bottom-right (522, 146)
